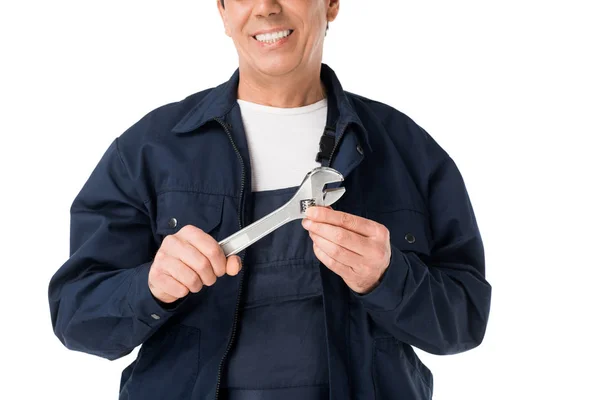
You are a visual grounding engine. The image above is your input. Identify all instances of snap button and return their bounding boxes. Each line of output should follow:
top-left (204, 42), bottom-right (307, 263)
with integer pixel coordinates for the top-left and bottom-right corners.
top-left (168, 217), bottom-right (177, 228)
top-left (150, 313), bottom-right (161, 320)
top-left (356, 144), bottom-right (364, 155)
top-left (405, 233), bottom-right (416, 244)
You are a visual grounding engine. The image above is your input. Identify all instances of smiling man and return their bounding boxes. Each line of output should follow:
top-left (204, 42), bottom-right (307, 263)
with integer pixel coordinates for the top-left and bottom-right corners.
top-left (48, 1), bottom-right (491, 399)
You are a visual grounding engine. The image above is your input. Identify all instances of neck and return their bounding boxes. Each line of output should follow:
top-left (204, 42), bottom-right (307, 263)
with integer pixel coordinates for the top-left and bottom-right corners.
top-left (237, 64), bottom-right (326, 108)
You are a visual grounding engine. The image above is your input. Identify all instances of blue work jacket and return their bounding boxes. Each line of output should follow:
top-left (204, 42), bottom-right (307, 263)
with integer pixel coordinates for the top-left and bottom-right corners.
top-left (48, 63), bottom-right (491, 399)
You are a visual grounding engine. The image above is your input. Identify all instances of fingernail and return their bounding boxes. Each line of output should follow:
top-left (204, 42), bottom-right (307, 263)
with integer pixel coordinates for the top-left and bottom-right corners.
top-left (302, 218), bottom-right (312, 228)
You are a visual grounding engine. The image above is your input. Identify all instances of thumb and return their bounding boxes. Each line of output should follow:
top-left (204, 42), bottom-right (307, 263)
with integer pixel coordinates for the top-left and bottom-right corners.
top-left (226, 255), bottom-right (243, 276)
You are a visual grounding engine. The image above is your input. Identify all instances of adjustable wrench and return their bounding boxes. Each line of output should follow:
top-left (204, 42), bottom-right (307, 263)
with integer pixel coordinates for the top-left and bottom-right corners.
top-left (218, 166), bottom-right (346, 257)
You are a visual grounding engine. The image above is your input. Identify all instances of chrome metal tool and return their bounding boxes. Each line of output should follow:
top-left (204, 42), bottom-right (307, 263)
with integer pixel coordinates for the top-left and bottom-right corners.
top-left (218, 166), bottom-right (346, 257)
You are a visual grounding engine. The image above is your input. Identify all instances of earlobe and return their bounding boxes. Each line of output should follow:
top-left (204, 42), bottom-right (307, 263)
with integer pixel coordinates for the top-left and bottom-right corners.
top-left (327, 0), bottom-right (340, 21)
top-left (220, 11), bottom-right (230, 37)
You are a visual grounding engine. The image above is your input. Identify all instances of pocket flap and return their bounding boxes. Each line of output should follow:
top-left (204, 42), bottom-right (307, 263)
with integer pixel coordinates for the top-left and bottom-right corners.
top-left (156, 191), bottom-right (224, 236)
top-left (366, 208), bottom-right (431, 256)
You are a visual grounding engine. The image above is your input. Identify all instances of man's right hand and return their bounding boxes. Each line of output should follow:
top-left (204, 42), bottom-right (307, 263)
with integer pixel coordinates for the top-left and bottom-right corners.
top-left (148, 225), bottom-right (242, 304)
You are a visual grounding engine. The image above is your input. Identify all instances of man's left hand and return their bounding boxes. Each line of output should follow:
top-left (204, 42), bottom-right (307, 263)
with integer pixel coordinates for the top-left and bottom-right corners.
top-left (301, 206), bottom-right (391, 294)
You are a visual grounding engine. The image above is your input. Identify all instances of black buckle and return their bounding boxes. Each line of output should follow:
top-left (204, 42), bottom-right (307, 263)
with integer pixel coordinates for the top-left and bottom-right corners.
top-left (315, 127), bottom-right (337, 163)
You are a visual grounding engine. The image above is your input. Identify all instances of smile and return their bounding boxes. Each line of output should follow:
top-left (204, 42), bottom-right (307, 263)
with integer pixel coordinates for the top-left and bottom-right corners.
top-left (253, 29), bottom-right (294, 44)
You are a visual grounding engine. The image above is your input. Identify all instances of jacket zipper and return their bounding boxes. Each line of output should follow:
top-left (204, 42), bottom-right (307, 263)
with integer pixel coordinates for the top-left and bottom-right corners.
top-left (326, 122), bottom-right (349, 168)
top-left (213, 117), bottom-right (247, 400)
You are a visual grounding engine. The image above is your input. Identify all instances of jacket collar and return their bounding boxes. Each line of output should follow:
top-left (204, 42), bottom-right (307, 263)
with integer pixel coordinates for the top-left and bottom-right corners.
top-left (171, 63), bottom-right (371, 152)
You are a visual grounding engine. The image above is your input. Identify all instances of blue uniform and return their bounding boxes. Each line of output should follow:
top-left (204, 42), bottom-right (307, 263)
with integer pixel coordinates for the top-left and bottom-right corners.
top-left (48, 63), bottom-right (491, 399)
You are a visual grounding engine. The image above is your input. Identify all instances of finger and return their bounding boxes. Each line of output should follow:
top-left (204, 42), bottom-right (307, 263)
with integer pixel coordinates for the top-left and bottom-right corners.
top-left (305, 206), bottom-right (379, 238)
top-left (312, 241), bottom-right (352, 279)
top-left (309, 231), bottom-right (364, 272)
top-left (163, 234), bottom-right (219, 283)
top-left (152, 263), bottom-right (192, 299)
top-left (303, 218), bottom-right (370, 256)
top-left (155, 273), bottom-right (189, 300)
top-left (155, 291), bottom-right (179, 304)
top-left (163, 254), bottom-right (204, 293)
top-left (177, 225), bottom-right (227, 278)
top-left (226, 255), bottom-right (242, 276)
top-left (148, 270), bottom-right (181, 303)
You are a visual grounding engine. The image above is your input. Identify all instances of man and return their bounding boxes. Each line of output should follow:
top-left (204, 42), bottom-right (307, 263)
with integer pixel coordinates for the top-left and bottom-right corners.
top-left (48, 1), bottom-right (491, 399)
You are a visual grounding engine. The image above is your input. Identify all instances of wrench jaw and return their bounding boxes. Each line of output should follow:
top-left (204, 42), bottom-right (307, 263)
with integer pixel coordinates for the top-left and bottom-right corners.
top-left (293, 167), bottom-right (346, 215)
top-left (321, 187), bottom-right (346, 206)
top-left (309, 167), bottom-right (345, 188)
top-left (310, 168), bottom-right (344, 207)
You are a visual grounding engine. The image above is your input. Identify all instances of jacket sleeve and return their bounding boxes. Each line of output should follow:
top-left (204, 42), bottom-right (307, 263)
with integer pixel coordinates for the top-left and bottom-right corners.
top-left (48, 138), bottom-right (187, 360)
top-left (352, 151), bottom-right (492, 355)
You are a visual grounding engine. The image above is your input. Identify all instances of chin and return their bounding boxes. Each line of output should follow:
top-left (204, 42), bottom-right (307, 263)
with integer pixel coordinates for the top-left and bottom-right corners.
top-left (253, 58), bottom-right (302, 77)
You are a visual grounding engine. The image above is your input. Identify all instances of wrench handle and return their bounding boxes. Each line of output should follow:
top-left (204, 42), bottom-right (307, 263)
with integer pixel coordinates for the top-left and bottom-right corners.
top-left (218, 204), bottom-right (298, 257)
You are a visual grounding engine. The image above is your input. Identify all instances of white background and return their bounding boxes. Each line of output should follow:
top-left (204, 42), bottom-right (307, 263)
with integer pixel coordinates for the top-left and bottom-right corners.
top-left (1, 1), bottom-right (599, 399)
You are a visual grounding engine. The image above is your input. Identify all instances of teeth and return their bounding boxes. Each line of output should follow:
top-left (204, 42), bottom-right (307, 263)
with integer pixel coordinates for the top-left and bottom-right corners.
top-left (255, 30), bottom-right (291, 43)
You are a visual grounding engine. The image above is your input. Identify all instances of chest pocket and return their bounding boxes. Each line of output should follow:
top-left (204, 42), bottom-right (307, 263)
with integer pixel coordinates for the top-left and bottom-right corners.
top-left (365, 207), bottom-right (432, 257)
top-left (154, 191), bottom-right (224, 240)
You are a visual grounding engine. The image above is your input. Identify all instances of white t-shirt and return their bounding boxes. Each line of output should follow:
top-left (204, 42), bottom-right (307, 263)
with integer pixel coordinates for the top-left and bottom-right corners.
top-left (236, 97), bottom-right (327, 192)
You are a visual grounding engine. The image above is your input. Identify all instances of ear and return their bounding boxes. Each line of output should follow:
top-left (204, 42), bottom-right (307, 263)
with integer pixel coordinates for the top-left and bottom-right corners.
top-left (326, 0), bottom-right (340, 23)
top-left (217, 0), bottom-right (231, 37)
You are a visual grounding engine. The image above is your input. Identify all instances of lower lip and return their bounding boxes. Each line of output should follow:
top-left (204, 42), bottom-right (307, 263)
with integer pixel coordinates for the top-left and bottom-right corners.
top-left (253, 32), bottom-right (293, 49)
